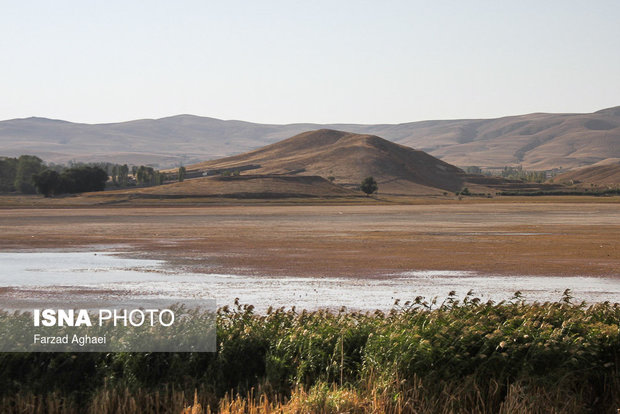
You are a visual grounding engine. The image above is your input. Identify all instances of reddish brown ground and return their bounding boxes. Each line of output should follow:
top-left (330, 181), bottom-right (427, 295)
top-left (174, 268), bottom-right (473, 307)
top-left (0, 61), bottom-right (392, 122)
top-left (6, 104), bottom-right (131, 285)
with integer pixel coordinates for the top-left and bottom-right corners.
top-left (1, 201), bottom-right (619, 278)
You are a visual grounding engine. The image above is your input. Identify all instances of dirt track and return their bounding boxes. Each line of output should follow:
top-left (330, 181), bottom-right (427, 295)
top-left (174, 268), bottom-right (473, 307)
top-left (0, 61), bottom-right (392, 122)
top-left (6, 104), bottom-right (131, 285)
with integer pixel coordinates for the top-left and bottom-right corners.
top-left (1, 202), bottom-right (619, 277)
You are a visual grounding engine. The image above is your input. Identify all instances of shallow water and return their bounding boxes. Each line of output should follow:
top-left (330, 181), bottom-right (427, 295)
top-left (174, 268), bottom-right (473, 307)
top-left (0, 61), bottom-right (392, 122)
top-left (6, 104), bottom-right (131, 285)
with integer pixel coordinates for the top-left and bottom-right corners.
top-left (1, 251), bottom-right (619, 311)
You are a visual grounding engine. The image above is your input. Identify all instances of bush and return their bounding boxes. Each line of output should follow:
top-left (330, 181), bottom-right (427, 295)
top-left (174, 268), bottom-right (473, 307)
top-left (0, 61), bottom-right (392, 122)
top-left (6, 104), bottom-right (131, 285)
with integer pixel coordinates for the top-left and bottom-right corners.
top-left (360, 176), bottom-right (378, 196)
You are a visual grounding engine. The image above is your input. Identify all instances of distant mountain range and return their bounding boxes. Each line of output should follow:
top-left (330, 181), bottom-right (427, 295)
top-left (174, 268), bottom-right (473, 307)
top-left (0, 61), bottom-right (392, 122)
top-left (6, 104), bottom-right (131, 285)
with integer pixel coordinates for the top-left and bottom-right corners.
top-left (1, 106), bottom-right (619, 170)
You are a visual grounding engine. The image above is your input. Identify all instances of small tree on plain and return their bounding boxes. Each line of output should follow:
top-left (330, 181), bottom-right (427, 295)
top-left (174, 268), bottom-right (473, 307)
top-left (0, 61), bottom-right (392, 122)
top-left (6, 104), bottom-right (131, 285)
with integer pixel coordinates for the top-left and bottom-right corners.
top-left (360, 176), bottom-right (378, 196)
top-left (178, 166), bottom-right (186, 182)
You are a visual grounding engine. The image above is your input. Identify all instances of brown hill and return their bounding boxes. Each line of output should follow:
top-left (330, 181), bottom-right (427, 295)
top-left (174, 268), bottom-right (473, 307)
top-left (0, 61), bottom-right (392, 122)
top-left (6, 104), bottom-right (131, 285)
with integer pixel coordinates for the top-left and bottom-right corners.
top-left (553, 162), bottom-right (620, 186)
top-left (185, 129), bottom-right (470, 195)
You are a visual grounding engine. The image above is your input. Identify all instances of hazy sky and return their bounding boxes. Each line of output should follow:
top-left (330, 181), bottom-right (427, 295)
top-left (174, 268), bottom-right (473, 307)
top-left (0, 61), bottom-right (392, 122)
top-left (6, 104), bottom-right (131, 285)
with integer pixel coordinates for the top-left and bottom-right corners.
top-left (1, 1), bottom-right (619, 124)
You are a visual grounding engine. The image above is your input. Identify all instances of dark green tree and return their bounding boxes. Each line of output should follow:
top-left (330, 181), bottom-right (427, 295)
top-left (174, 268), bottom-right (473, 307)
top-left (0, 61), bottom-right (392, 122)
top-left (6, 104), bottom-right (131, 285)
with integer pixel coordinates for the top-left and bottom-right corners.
top-left (0, 157), bottom-right (18, 192)
top-left (360, 176), bottom-right (378, 196)
top-left (33, 169), bottom-right (61, 197)
top-left (118, 164), bottom-right (129, 186)
top-left (136, 166), bottom-right (152, 185)
top-left (14, 155), bottom-right (44, 194)
top-left (60, 166), bottom-right (108, 193)
top-left (111, 165), bottom-right (119, 186)
top-left (136, 166), bottom-right (144, 184)
top-left (178, 166), bottom-right (186, 182)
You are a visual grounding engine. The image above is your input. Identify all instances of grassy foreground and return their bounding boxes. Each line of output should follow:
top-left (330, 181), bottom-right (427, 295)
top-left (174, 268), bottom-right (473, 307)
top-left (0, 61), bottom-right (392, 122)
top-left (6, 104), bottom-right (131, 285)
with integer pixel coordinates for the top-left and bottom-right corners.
top-left (1, 292), bottom-right (619, 413)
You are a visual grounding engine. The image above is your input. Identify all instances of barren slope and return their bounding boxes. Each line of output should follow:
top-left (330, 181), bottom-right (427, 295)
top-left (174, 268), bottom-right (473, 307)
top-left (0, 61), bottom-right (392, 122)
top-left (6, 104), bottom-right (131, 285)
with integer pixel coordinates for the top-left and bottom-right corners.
top-left (553, 162), bottom-right (620, 186)
top-left (412, 108), bottom-right (620, 170)
top-left (97, 174), bottom-right (360, 199)
top-left (187, 129), bottom-right (469, 195)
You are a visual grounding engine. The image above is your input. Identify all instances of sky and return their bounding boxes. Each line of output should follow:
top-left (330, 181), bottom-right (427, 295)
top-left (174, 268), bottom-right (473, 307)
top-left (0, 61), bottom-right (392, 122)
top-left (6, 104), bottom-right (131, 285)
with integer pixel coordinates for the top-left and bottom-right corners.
top-left (1, 0), bottom-right (619, 124)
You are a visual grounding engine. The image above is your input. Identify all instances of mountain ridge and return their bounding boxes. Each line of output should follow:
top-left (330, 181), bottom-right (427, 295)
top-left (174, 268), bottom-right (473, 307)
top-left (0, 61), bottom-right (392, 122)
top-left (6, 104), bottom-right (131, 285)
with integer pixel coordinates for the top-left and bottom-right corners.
top-left (1, 107), bottom-right (619, 170)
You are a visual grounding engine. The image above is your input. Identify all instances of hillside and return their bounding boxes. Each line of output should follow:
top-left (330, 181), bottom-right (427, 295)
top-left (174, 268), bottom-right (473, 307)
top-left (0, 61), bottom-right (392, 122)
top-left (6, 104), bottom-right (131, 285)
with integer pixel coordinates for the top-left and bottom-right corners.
top-left (553, 162), bottom-right (620, 186)
top-left (98, 174), bottom-right (361, 199)
top-left (186, 129), bottom-right (471, 195)
top-left (399, 107), bottom-right (620, 171)
top-left (1, 106), bottom-right (619, 170)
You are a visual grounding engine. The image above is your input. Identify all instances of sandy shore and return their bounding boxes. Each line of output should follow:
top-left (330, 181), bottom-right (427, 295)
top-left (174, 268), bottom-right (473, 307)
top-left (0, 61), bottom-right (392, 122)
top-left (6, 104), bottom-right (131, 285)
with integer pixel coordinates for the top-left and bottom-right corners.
top-left (1, 201), bottom-right (619, 278)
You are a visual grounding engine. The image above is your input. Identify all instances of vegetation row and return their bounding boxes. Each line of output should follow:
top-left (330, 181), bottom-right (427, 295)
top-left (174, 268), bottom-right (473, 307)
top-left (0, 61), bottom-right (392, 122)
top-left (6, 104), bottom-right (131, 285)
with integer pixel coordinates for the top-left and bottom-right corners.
top-left (0, 155), bottom-right (188, 196)
top-left (0, 292), bottom-right (618, 413)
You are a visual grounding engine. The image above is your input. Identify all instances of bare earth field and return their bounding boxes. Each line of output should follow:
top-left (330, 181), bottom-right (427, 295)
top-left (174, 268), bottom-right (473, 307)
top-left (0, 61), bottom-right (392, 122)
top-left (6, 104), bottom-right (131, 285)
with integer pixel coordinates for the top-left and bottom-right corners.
top-left (1, 198), bottom-right (619, 278)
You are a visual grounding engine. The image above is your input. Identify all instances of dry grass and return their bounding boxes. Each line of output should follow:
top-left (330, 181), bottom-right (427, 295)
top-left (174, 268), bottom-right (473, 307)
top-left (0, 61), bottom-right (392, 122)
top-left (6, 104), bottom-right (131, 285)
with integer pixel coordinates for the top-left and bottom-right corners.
top-left (554, 162), bottom-right (620, 186)
top-left (212, 380), bottom-right (600, 414)
top-left (1, 192), bottom-right (619, 209)
top-left (97, 175), bottom-right (363, 199)
top-left (1, 380), bottom-right (612, 414)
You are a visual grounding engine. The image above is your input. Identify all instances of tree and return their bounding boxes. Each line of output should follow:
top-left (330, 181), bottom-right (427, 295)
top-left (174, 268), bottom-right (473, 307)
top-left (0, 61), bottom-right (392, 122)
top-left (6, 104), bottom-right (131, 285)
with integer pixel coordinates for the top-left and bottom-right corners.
top-left (111, 165), bottom-right (119, 186)
top-left (360, 176), bottom-right (378, 196)
top-left (119, 164), bottom-right (129, 186)
top-left (0, 157), bottom-right (18, 192)
top-left (14, 155), bottom-right (44, 194)
top-left (178, 166), bottom-right (186, 182)
top-left (33, 169), bottom-right (61, 197)
top-left (60, 166), bottom-right (108, 193)
top-left (134, 166), bottom-right (165, 186)
top-left (32, 166), bottom-right (107, 196)
top-left (136, 166), bottom-right (155, 185)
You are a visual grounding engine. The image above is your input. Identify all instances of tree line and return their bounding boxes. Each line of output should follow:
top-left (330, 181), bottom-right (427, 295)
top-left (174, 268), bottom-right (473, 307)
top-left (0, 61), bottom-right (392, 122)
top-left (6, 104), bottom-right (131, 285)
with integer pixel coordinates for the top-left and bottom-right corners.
top-left (1, 155), bottom-right (188, 197)
top-left (464, 165), bottom-right (547, 183)
top-left (0, 155), bottom-right (47, 193)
